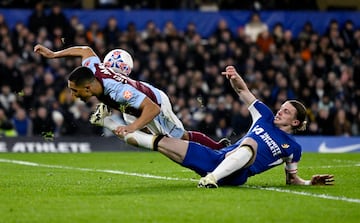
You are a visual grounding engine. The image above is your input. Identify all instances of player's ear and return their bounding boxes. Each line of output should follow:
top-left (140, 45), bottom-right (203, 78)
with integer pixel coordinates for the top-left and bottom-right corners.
top-left (292, 119), bottom-right (300, 127)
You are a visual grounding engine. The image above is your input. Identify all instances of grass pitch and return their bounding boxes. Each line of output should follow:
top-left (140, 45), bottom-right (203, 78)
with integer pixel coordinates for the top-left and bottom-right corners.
top-left (0, 152), bottom-right (359, 223)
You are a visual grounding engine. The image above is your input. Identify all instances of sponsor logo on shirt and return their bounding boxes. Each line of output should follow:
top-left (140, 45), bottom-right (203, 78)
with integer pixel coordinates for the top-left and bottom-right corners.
top-left (99, 63), bottom-right (128, 83)
top-left (253, 125), bottom-right (281, 156)
top-left (119, 103), bottom-right (130, 113)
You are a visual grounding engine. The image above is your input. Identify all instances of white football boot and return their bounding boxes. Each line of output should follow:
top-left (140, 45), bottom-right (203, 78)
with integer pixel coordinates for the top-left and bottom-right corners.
top-left (89, 103), bottom-right (112, 126)
top-left (198, 173), bottom-right (218, 188)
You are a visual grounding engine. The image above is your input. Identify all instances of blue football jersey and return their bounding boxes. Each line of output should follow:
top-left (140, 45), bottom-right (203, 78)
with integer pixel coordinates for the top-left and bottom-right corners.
top-left (242, 100), bottom-right (302, 176)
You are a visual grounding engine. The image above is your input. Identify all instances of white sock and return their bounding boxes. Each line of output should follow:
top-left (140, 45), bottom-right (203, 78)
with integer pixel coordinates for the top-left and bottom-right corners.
top-left (103, 116), bottom-right (156, 150)
top-left (211, 146), bottom-right (253, 182)
top-left (124, 131), bottom-right (156, 150)
top-left (103, 116), bottom-right (125, 131)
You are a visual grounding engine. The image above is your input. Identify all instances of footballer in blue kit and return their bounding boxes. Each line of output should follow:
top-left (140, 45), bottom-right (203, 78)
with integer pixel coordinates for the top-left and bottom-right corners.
top-left (110, 65), bottom-right (334, 188)
top-left (182, 99), bottom-right (302, 186)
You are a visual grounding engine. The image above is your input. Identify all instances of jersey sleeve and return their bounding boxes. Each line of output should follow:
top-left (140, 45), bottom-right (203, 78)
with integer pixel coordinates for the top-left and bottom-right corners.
top-left (248, 100), bottom-right (274, 122)
top-left (284, 146), bottom-right (302, 174)
top-left (103, 79), bottom-right (146, 109)
top-left (82, 56), bottom-right (101, 74)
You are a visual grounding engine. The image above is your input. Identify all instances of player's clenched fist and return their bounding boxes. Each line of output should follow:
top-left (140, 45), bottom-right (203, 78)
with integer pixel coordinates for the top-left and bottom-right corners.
top-left (34, 44), bottom-right (55, 58)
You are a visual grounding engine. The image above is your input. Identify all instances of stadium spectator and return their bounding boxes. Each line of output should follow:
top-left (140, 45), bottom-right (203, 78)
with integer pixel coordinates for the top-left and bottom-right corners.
top-left (0, 13), bottom-right (7, 29)
top-left (316, 107), bottom-right (335, 135)
top-left (11, 107), bottom-right (32, 136)
top-left (256, 30), bottom-right (274, 54)
top-left (349, 103), bottom-right (359, 135)
top-left (0, 85), bottom-right (16, 116)
top-left (298, 21), bottom-right (316, 42)
top-left (230, 101), bottom-right (252, 137)
top-left (141, 20), bottom-right (161, 47)
top-left (270, 72), bottom-right (296, 105)
top-left (351, 107), bottom-right (360, 136)
top-left (244, 12), bottom-right (268, 42)
top-left (108, 65), bottom-right (334, 188)
top-left (272, 22), bottom-right (284, 48)
top-left (333, 108), bottom-right (352, 136)
top-left (46, 3), bottom-right (69, 38)
top-left (67, 15), bottom-right (82, 46)
top-left (86, 21), bottom-right (104, 46)
top-left (197, 111), bottom-right (217, 137)
top-left (341, 20), bottom-right (355, 48)
top-left (32, 106), bottom-right (56, 138)
top-left (103, 16), bottom-right (121, 48)
top-left (0, 9), bottom-right (358, 138)
top-left (0, 108), bottom-right (17, 137)
top-left (212, 19), bottom-right (233, 40)
top-left (123, 22), bottom-right (138, 48)
top-left (184, 22), bottom-right (198, 43)
top-left (163, 20), bottom-right (178, 43)
top-left (0, 55), bottom-right (25, 94)
top-left (28, 2), bottom-right (47, 35)
top-left (215, 117), bottom-right (233, 139)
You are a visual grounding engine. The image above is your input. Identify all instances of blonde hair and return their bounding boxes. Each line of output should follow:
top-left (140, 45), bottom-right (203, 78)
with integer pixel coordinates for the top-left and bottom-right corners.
top-left (288, 100), bottom-right (307, 132)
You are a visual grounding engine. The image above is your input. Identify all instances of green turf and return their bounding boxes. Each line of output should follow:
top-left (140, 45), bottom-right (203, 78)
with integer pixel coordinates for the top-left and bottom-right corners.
top-left (0, 152), bottom-right (359, 223)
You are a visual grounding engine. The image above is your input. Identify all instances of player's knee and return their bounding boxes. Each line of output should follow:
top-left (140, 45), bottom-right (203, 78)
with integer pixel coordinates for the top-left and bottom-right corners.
top-left (241, 144), bottom-right (256, 166)
top-left (181, 131), bottom-right (190, 141)
top-left (242, 144), bottom-right (255, 155)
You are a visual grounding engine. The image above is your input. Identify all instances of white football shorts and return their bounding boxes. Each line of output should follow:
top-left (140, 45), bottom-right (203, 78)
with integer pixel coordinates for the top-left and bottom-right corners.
top-left (123, 90), bottom-right (185, 138)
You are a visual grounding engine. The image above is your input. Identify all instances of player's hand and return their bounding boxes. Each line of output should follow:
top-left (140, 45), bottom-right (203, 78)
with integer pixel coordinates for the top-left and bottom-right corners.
top-left (221, 66), bottom-right (237, 79)
top-left (34, 44), bottom-right (55, 58)
top-left (114, 125), bottom-right (135, 136)
top-left (311, 174), bottom-right (334, 186)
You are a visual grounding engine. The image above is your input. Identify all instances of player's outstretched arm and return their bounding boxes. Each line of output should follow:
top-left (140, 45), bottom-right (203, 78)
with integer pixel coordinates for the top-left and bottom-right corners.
top-left (286, 171), bottom-right (334, 186)
top-left (114, 97), bottom-right (160, 135)
top-left (221, 66), bottom-right (256, 106)
top-left (34, 44), bottom-right (96, 60)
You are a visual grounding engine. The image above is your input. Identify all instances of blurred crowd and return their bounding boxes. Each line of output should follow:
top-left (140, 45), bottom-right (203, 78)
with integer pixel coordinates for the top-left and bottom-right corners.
top-left (0, 0), bottom-right (319, 11)
top-left (0, 2), bottom-right (359, 140)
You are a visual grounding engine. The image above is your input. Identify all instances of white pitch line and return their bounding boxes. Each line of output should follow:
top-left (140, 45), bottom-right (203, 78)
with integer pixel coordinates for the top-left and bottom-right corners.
top-left (307, 164), bottom-right (360, 169)
top-left (0, 158), bottom-right (195, 182)
top-left (1, 158), bottom-right (359, 204)
top-left (244, 185), bottom-right (360, 204)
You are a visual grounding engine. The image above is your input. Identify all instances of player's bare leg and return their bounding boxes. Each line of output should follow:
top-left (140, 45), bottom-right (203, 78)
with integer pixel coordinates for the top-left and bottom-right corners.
top-left (103, 116), bottom-right (189, 163)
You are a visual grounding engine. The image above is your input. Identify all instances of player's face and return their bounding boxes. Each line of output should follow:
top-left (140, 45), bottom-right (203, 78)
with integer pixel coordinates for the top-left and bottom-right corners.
top-left (67, 80), bottom-right (92, 102)
top-left (274, 101), bottom-right (299, 128)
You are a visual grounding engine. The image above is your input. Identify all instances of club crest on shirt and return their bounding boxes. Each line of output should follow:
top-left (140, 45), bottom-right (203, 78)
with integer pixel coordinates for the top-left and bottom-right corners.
top-left (123, 90), bottom-right (132, 100)
top-left (281, 143), bottom-right (290, 149)
top-left (84, 60), bottom-right (91, 67)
